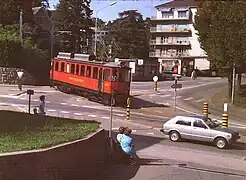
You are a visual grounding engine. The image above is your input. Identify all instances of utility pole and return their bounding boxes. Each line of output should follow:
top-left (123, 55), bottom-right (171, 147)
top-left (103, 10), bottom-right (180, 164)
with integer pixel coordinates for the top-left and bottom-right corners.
top-left (20, 9), bottom-right (23, 45)
top-left (231, 64), bottom-right (236, 104)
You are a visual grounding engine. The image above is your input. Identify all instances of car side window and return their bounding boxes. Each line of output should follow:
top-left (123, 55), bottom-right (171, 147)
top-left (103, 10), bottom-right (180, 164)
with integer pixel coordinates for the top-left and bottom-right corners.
top-left (193, 120), bottom-right (207, 129)
top-left (176, 119), bottom-right (191, 126)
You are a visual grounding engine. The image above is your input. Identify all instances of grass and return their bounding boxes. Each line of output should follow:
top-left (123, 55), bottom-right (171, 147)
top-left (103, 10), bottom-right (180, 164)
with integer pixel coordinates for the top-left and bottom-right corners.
top-left (0, 110), bottom-right (99, 153)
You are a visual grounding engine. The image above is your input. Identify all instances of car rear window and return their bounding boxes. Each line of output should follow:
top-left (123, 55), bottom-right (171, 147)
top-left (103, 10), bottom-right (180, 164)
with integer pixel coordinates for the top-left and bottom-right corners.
top-left (176, 120), bottom-right (191, 126)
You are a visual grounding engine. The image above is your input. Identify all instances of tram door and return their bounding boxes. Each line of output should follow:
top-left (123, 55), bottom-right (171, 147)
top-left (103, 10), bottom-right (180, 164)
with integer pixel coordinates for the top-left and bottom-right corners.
top-left (98, 68), bottom-right (104, 95)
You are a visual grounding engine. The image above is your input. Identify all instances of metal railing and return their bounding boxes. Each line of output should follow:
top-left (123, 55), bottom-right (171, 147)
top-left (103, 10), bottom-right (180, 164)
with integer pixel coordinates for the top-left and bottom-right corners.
top-left (150, 27), bottom-right (191, 33)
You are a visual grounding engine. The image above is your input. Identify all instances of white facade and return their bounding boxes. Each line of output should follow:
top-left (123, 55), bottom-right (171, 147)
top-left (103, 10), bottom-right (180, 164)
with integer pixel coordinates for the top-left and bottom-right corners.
top-left (150, 2), bottom-right (210, 74)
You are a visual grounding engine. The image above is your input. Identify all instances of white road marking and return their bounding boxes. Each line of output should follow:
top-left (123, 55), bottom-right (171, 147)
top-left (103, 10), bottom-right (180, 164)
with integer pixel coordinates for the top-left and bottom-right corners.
top-left (102, 117), bottom-right (110, 119)
top-left (88, 114), bottom-right (97, 117)
top-left (74, 113), bottom-right (82, 116)
top-left (18, 107), bottom-right (26, 112)
top-left (60, 102), bottom-right (67, 105)
top-left (47, 109), bottom-right (56, 112)
top-left (183, 97), bottom-right (194, 101)
top-left (112, 127), bottom-right (119, 131)
top-left (60, 111), bottom-right (69, 114)
top-left (20, 97), bottom-right (26, 100)
top-left (33, 99), bottom-right (38, 102)
top-left (132, 130), bottom-right (137, 133)
top-left (46, 101), bottom-right (51, 103)
top-left (0, 103), bottom-right (7, 106)
top-left (160, 94), bottom-right (171, 98)
top-left (195, 98), bottom-right (205, 102)
top-left (230, 125), bottom-right (246, 129)
top-left (171, 96), bottom-right (182, 99)
top-left (71, 104), bottom-right (79, 107)
top-left (11, 104), bottom-right (20, 107)
top-left (146, 132), bottom-right (154, 135)
top-left (0, 95), bottom-right (19, 99)
top-left (115, 113), bottom-right (125, 117)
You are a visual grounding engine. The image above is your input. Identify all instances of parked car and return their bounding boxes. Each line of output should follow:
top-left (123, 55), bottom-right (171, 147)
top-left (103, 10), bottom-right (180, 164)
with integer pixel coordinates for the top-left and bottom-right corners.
top-left (159, 71), bottom-right (181, 81)
top-left (160, 115), bottom-right (240, 149)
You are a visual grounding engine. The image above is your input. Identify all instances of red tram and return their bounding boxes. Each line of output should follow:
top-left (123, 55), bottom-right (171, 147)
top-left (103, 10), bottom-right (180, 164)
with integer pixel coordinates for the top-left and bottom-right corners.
top-left (50, 52), bottom-right (131, 105)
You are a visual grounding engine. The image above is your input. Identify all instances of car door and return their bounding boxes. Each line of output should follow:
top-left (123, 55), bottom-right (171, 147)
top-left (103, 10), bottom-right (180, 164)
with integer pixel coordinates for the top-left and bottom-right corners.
top-left (175, 118), bottom-right (192, 139)
top-left (191, 119), bottom-right (212, 142)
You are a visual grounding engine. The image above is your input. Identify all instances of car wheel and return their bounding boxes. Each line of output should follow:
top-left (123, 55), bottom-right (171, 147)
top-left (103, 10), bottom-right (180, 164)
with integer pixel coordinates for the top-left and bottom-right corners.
top-left (169, 131), bottom-right (180, 142)
top-left (214, 137), bottom-right (228, 149)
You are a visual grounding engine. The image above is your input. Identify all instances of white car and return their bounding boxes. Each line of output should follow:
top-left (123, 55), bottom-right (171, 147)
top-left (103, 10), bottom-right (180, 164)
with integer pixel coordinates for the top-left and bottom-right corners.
top-left (160, 115), bottom-right (240, 149)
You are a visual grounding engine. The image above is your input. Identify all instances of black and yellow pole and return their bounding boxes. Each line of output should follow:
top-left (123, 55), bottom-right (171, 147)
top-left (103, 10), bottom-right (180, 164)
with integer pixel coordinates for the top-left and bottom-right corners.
top-left (222, 103), bottom-right (228, 128)
top-left (154, 81), bottom-right (157, 91)
top-left (126, 97), bottom-right (131, 120)
top-left (203, 102), bottom-right (208, 118)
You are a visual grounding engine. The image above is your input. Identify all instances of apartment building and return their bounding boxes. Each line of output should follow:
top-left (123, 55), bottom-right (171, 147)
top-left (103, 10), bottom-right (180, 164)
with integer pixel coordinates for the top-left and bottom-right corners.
top-left (149, 0), bottom-right (209, 75)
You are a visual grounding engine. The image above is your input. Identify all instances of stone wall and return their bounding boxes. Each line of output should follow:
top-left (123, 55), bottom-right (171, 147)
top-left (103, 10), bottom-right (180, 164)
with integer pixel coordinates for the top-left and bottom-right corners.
top-left (0, 67), bottom-right (36, 85)
top-left (0, 128), bottom-right (109, 180)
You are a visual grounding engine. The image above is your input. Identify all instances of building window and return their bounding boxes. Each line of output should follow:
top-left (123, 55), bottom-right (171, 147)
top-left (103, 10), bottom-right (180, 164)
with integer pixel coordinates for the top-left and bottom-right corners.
top-left (178, 11), bottom-right (187, 18)
top-left (61, 62), bottom-right (65, 72)
top-left (55, 62), bottom-right (59, 71)
top-left (162, 11), bottom-right (173, 18)
top-left (76, 64), bottom-right (80, 75)
top-left (80, 65), bottom-right (85, 76)
top-left (71, 64), bottom-right (75, 74)
top-left (93, 67), bottom-right (98, 79)
top-left (86, 66), bottom-right (91, 77)
top-left (104, 69), bottom-right (111, 81)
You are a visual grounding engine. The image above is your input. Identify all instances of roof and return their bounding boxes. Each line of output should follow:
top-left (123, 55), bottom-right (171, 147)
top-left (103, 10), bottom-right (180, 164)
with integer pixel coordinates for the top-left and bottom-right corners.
top-left (155, 0), bottom-right (197, 8)
top-left (176, 115), bottom-right (206, 119)
top-left (32, 7), bottom-right (42, 15)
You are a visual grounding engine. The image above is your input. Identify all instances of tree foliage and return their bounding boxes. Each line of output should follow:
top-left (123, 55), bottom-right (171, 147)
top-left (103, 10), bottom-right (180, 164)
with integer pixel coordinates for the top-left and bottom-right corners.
top-left (194, 1), bottom-right (246, 97)
top-left (0, 25), bottom-right (49, 84)
top-left (104, 10), bottom-right (150, 59)
top-left (55, 0), bottom-right (93, 53)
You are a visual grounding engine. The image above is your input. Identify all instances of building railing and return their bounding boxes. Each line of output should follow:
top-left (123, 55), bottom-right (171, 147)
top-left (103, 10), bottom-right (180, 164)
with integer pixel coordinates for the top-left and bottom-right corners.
top-left (150, 40), bottom-right (190, 45)
top-left (149, 51), bottom-right (190, 58)
top-left (150, 27), bottom-right (191, 33)
top-left (151, 16), bottom-right (190, 20)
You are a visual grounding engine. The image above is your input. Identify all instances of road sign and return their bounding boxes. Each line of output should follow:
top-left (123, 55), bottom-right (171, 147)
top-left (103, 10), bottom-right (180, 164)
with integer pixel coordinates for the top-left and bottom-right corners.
top-left (17, 71), bottom-right (24, 79)
top-left (171, 84), bottom-right (182, 89)
top-left (27, 89), bottom-right (34, 95)
top-left (153, 76), bottom-right (158, 82)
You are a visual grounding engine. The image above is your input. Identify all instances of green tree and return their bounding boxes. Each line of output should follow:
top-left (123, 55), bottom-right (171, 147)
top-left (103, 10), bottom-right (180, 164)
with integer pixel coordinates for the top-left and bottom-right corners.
top-left (0, 0), bottom-right (34, 25)
top-left (194, 1), bottom-right (246, 98)
top-left (0, 25), bottom-right (49, 84)
top-left (104, 10), bottom-right (149, 59)
top-left (55, 0), bottom-right (93, 53)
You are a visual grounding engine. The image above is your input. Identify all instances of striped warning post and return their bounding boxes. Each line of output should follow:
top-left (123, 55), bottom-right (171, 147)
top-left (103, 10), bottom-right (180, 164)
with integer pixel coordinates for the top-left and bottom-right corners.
top-left (126, 97), bottom-right (131, 120)
top-left (203, 102), bottom-right (208, 118)
top-left (222, 113), bottom-right (228, 128)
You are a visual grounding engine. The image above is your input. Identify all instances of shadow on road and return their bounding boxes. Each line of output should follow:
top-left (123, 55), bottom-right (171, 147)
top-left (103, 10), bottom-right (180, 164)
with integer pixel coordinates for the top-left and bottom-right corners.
top-left (130, 96), bottom-right (169, 109)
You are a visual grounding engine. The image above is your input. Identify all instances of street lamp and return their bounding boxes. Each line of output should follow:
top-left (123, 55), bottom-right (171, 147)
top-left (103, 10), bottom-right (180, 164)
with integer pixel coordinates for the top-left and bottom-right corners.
top-left (94, 1), bottom-right (117, 55)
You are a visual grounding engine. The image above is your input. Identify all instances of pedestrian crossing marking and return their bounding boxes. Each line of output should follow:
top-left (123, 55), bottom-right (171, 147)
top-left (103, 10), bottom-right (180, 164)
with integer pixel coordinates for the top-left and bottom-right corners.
top-left (183, 97), bottom-right (193, 101)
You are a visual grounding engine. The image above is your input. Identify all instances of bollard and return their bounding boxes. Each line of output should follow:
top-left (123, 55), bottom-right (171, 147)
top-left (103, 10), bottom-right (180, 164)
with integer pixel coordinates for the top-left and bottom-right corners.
top-left (126, 97), bottom-right (131, 120)
top-left (222, 113), bottom-right (228, 128)
top-left (203, 102), bottom-right (208, 118)
top-left (154, 81), bottom-right (157, 91)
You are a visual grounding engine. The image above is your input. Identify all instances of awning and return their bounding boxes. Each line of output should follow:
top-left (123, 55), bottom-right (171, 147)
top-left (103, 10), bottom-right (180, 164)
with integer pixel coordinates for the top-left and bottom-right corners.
top-left (176, 8), bottom-right (188, 11)
top-left (158, 8), bottom-right (171, 12)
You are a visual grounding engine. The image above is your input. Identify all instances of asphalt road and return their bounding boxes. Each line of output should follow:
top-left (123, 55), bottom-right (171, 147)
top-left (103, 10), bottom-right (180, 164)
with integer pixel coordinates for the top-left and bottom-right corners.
top-left (1, 78), bottom-right (246, 179)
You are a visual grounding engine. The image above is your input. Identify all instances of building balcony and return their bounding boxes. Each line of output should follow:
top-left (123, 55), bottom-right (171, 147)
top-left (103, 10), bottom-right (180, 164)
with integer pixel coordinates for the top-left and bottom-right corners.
top-left (149, 51), bottom-right (191, 58)
top-left (150, 27), bottom-right (191, 34)
top-left (150, 40), bottom-right (190, 46)
top-left (151, 16), bottom-right (190, 21)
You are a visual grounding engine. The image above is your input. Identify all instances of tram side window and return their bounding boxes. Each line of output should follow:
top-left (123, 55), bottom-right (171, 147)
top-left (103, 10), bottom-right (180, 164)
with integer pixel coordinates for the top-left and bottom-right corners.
top-left (80, 65), bottom-right (85, 76)
top-left (86, 66), bottom-right (91, 77)
top-left (61, 62), bottom-right (65, 72)
top-left (55, 61), bottom-right (59, 71)
top-left (71, 64), bottom-right (75, 74)
top-left (76, 64), bottom-right (80, 75)
top-left (104, 69), bottom-right (111, 81)
top-left (93, 67), bottom-right (98, 79)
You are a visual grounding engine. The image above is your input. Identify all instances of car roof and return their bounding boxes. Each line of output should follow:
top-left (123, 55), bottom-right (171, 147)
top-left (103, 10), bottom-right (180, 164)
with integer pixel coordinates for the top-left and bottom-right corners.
top-left (175, 115), bottom-right (206, 119)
